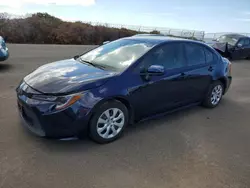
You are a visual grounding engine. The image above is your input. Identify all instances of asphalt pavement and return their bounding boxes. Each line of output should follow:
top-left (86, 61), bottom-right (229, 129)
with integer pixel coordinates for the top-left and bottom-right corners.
top-left (0, 44), bottom-right (250, 188)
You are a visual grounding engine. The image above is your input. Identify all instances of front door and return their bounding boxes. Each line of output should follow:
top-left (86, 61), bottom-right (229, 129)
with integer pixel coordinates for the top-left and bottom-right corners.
top-left (233, 39), bottom-right (246, 59)
top-left (128, 42), bottom-right (189, 119)
top-left (242, 38), bottom-right (250, 58)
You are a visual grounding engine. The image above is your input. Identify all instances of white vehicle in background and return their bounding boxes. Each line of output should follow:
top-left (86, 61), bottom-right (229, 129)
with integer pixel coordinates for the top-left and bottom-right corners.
top-left (0, 36), bottom-right (9, 61)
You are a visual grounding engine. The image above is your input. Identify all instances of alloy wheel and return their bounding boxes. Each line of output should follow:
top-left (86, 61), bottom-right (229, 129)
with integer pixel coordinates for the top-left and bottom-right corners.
top-left (211, 85), bottom-right (223, 105)
top-left (97, 108), bottom-right (125, 139)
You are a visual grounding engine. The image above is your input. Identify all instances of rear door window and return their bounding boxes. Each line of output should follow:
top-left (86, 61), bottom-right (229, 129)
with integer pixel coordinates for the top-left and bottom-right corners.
top-left (184, 43), bottom-right (206, 66)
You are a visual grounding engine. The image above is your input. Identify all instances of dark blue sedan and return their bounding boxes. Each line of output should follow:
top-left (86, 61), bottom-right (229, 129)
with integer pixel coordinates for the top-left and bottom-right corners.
top-left (16, 35), bottom-right (232, 143)
top-left (0, 36), bottom-right (9, 61)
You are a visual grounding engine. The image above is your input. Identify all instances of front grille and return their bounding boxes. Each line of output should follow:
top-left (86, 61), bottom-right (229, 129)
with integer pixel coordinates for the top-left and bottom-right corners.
top-left (17, 82), bottom-right (46, 137)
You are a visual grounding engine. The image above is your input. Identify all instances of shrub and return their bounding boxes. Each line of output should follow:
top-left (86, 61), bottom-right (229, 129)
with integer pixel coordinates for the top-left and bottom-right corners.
top-left (0, 12), bottom-right (139, 45)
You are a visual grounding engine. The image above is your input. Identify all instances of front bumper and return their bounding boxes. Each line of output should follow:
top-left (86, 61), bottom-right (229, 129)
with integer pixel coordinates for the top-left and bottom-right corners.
top-left (17, 96), bottom-right (92, 139)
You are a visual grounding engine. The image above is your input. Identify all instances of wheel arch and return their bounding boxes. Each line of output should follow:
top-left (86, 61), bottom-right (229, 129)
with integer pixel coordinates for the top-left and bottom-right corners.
top-left (217, 77), bottom-right (227, 95)
top-left (89, 96), bottom-right (135, 125)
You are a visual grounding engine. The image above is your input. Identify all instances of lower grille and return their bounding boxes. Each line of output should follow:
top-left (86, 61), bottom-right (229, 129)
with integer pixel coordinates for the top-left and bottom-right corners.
top-left (18, 101), bottom-right (45, 137)
top-left (21, 106), bottom-right (34, 127)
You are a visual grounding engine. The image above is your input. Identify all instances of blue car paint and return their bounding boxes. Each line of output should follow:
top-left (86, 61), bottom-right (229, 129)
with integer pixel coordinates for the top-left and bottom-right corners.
top-left (17, 36), bottom-right (232, 138)
top-left (0, 36), bottom-right (9, 61)
top-left (23, 59), bottom-right (118, 94)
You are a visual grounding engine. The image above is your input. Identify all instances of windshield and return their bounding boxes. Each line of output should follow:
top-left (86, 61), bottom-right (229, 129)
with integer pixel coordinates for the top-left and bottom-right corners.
top-left (79, 39), bottom-right (154, 71)
top-left (218, 36), bottom-right (238, 46)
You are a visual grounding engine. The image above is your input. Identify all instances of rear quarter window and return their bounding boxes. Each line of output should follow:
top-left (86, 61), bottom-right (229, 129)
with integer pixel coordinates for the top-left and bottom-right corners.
top-left (204, 47), bottom-right (215, 64)
top-left (184, 43), bottom-right (206, 66)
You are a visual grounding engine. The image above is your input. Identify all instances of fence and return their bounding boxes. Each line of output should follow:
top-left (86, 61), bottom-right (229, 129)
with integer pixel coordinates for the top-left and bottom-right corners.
top-left (205, 32), bottom-right (250, 40)
top-left (87, 22), bottom-right (205, 41)
top-left (88, 23), bottom-right (250, 42)
top-left (4, 12), bottom-right (250, 42)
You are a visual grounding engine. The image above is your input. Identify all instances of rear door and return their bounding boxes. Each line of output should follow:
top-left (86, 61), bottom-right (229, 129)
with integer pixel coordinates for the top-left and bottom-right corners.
top-left (182, 42), bottom-right (214, 103)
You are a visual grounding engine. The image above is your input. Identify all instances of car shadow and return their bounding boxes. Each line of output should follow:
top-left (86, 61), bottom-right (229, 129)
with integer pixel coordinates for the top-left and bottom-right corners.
top-left (31, 97), bottom-right (241, 155)
top-left (0, 63), bottom-right (12, 72)
top-left (41, 137), bottom-right (99, 152)
top-left (20, 126), bottom-right (101, 153)
top-left (125, 105), bottom-right (201, 135)
top-left (33, 105), bottom-right (202, 153)
top-left (26, 133), bottom-right (94, 154)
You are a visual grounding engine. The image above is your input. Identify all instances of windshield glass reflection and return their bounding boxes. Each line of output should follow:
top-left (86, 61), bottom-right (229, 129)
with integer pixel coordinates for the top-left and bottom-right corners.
top-left (80, 39), bottom-right (154, 71)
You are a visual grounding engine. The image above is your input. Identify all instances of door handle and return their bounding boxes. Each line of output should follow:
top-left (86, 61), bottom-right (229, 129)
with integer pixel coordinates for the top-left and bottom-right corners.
top-left (208, 66), bottom-right (214, 72)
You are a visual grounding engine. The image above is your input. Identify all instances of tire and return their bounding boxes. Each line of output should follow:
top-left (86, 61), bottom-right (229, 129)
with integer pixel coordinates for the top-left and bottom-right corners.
top-left (89, 100), bottom-right (128, 144)
top-left (202, 81), bottom-right (224, 108)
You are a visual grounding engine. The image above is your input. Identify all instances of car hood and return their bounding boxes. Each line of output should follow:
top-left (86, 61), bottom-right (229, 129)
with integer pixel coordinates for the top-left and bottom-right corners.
top-left (24, 59), bottom-right (117, 94)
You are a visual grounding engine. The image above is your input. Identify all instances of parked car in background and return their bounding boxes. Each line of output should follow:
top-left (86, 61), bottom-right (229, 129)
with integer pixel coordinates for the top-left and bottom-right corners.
top-left (210, 34), bottom-right (250, 59)
top-left (0, 36), bottom-right (9, 61)
top-left (16, 35), bottom-right (232, 144)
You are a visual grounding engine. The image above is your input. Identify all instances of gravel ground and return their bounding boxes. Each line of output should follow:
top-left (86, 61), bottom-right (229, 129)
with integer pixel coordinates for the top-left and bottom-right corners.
top-left (0, 44), bottom-right (250, 188)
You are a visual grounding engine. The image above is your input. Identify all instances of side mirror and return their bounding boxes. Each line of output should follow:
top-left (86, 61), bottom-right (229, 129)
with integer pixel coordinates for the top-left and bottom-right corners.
top-left (147, 65), bottom-right (165, 75)
top-left (103, 41), bottom-right (110, 45)
top-left (237, 43), bottom-right (243, 48)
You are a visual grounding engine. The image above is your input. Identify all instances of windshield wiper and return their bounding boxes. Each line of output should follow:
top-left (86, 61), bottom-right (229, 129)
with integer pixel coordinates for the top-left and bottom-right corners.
top-left (78, 58), bottom-right (106, 69)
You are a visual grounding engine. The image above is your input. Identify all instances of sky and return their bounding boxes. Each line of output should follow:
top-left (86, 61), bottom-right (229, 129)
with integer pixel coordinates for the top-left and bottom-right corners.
top-left (1, 0), bottom-right (250, 33)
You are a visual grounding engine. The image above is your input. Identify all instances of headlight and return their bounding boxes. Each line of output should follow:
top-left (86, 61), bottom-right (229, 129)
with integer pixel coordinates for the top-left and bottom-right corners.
top-left (31, 93), bottom-right (82, 110)
top-left (55, 95), bottom-right (82, 110)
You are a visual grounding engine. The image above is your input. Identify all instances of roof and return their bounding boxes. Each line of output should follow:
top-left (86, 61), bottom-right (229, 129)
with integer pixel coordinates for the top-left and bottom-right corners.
top-left (221, 33), bottom-right (248, 39)
top-left (133, 34), bottom-right (165, 37)
top-left (127, 35), bottom-right (199, 45)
